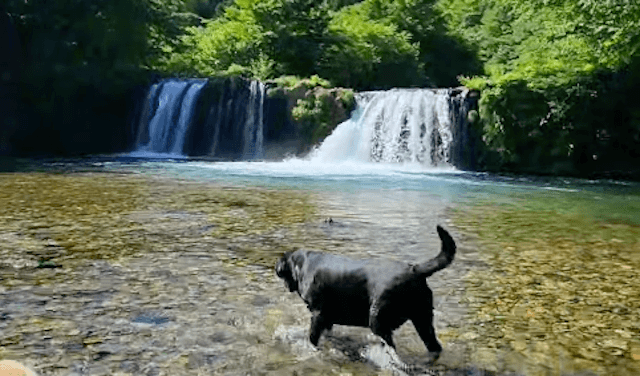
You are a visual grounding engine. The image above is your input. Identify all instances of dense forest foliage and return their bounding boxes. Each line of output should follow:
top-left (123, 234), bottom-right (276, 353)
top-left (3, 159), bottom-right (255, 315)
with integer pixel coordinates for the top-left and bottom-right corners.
top-left (2, 0), bottom-right (640, 176)
top-left (1, 0), bottom-right (195, 154)
top-left (440, 0), bottom-right (640, 175)
top-left (151, 0), bottom-right (478, 88)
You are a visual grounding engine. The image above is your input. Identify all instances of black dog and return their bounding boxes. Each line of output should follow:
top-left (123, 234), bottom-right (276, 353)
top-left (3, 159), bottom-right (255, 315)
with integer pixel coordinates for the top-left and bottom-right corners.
top-left (276, 225), bottom-right (456, 353)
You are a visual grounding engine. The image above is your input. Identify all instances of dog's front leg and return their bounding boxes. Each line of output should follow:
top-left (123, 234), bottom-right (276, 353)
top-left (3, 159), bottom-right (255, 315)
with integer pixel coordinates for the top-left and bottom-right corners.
top-left (309, 312), bottom-right (331, 346)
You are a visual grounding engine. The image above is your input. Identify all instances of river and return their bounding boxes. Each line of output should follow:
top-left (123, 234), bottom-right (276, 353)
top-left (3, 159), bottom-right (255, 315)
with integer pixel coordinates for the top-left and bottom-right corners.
top-left (1, 156), bottom-right (638, 375)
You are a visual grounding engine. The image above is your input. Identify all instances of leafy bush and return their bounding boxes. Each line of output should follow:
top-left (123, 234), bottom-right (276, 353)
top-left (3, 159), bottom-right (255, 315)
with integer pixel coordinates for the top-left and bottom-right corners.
top-left (292, 87), bottom-right (356, 145)
top-left (268, 76), bottom-right (355, 145)
top-left (271, 75), bottom-right (331, 90)
top-left (3, 0), bottom-right (198, 155)
top-left (151, 5), bottom-right (266, 77)
top-left (150, 0), bottom-right (468, 89)
top-left (250, 0), bottom-right (331, 77)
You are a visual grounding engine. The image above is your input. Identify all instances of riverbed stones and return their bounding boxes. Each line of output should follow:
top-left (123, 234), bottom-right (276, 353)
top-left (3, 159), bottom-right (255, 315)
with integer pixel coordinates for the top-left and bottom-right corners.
top-left (0, 172), bottom-right (484, 375)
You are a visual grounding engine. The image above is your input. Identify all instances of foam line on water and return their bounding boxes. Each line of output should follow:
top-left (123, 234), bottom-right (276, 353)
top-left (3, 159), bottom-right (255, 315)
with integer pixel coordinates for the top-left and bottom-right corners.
top-left (124, 151), bottom-right (187, 160)
top-left (183, 159), bottom-right (586, 195)
top-left (188, 159), bottom-right (460, 179)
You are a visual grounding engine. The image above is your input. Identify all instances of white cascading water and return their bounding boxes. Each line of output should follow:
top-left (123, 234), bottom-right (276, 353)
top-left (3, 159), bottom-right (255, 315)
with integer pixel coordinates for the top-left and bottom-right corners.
top-left (171, 81), bottom-right (208, 154)
top-left (135, 79), bottom-right (207, 155)
top-left (186, 87), bottom-right (470, 181)
top-left (134, 78), bottom-right (267, 159)
top-left (133, 79), bottom-right (463, 167)
top-left (242, 80), bottom-right (266, 159)
top-left (310, 89), bottom-right (458, 167)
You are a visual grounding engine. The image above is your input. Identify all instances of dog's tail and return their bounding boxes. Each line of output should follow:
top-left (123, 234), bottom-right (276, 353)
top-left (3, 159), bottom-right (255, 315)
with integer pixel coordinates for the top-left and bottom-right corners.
top-left (412, 225), bottom-right (456, 278)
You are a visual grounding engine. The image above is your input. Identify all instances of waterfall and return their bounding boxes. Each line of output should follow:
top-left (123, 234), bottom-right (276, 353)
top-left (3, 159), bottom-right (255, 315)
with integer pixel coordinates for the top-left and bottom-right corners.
top-left (135, 79), bottom-right (207, 155)
top-left (132, 79), bottom-right (472, 165)
top-left (311, 88), bottom-right (471, 167)
top-left (187, 79), bottom-right (267, 160)
top-left (133, 78), bottom-right (267, 159)
top-left (242, 80), bottom-right (265, 159)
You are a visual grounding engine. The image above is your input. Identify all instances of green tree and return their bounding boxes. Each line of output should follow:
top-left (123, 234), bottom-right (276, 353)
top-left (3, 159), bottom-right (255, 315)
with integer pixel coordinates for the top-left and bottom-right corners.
top-left (250, 0), bottom-right (332, 77)
top-left (146, 0), bottom-right (200, 63)
top-left (438, 0), bottom-right (640, 174)
top-left (576, 0), bottom-right (640, 68)
top-left (318, 3), bottom-right (423, 88)
top-left (154, 0), bottom-right (468, 88)
top-left (154, 5), bottom-right (266, 77)
top-left (3, 0), bottom-right (199, 154)
top-left (337, 0), bottom-right (480, 87)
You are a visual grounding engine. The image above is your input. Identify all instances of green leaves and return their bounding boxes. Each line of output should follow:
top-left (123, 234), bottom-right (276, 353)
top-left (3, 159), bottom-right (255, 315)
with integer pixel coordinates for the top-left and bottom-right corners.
top-left (251, 0), bottom-right (331, 76)
top-left (150, 0), bottom-right (465, 88)
top-left (318, 1), bottom-right (424, 88)
top-left (440, 0), bottom-right (640, 90)
top-left (576, 0), bottom-right (640, 67)
top-left (437, 0), bottom-right (640, 174)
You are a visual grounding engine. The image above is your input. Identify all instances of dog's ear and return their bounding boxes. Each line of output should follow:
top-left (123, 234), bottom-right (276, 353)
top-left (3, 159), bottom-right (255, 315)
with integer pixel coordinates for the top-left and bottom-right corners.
top-left (289, 251), bottom-right (306, 269)
top-left (287, 252), bottom-right (308, 291)
top-left (289, 252), bottom-right (305, 273)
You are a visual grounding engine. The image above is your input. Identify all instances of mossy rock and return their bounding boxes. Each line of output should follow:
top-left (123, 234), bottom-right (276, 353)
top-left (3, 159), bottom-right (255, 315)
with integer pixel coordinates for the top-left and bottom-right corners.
top-left (265, 76), bottom-right (356, 149)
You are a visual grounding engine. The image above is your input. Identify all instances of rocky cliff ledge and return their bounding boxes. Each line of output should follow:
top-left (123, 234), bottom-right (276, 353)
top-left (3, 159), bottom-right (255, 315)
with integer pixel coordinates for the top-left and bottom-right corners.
top-left (264, 77), bottom-right (356, 157)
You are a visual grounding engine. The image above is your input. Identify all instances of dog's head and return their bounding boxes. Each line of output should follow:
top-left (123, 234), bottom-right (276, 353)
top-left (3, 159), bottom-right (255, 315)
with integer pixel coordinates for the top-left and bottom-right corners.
top-left (275, 251), bottom-right (299, 292)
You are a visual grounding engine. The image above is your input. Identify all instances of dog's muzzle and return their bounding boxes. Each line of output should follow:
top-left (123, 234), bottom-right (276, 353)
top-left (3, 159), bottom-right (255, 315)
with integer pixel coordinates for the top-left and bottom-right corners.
top-left (275, 257), bottom-right (297, 292)
top-left (276, 259), bottom-right (286, 278)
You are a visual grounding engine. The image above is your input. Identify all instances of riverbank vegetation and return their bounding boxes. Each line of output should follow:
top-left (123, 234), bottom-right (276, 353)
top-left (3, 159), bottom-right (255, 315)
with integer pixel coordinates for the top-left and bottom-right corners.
top-left (146, 0), bottom-right (478, 88)
top-left (440, 0), bottom-right (640, 178)
top-left (2, 0), bottom-right (640, 177)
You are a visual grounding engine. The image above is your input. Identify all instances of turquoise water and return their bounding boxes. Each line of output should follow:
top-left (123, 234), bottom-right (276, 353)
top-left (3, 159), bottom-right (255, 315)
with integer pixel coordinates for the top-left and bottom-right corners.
top-left (97, 156), bottom-right (640, 226)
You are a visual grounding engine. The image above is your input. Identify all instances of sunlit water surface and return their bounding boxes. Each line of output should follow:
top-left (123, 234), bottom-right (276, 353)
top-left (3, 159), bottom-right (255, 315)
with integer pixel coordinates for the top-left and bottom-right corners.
top-left (110, 156), bottom-right (640, 374)
top-left (103, 156), bottom-right (640, 226)
top-left (10, 155), bottom-right (640, 375)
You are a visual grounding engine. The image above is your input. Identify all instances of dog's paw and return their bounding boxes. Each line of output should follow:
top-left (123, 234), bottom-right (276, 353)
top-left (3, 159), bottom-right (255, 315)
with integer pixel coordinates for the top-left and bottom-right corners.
top-left (427, 341), bottom-right (442, 354)
top-left (425, 350), bottom-right (440, 364)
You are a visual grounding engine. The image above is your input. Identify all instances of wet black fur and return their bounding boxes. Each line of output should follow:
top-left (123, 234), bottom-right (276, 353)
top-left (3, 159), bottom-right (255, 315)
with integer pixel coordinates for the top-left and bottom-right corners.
top-left (275, 225), bottom-right (456, 353)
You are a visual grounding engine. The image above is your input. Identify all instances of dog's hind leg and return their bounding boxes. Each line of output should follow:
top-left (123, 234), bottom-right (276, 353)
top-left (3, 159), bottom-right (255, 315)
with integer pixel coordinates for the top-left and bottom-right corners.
top-left (309, 312), bottom-right (332, 346)
top-left (411, 312), bottom-right (442, 353)
top-left (376, 330), bottom-right (396, 349)
top-left (370, 316), bottom-right (396, 348)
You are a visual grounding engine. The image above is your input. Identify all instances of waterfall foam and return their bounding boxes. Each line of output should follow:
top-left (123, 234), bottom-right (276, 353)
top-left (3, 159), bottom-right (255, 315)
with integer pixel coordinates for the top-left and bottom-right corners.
top-left (310, 88), bottom-right (469, 168)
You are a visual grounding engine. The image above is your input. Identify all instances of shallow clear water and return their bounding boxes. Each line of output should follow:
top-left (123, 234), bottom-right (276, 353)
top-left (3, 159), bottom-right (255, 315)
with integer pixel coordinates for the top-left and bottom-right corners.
top-left (100, 156), bottom-right (640, 226)
top-left (14, 155), bottom-right (639, 375)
